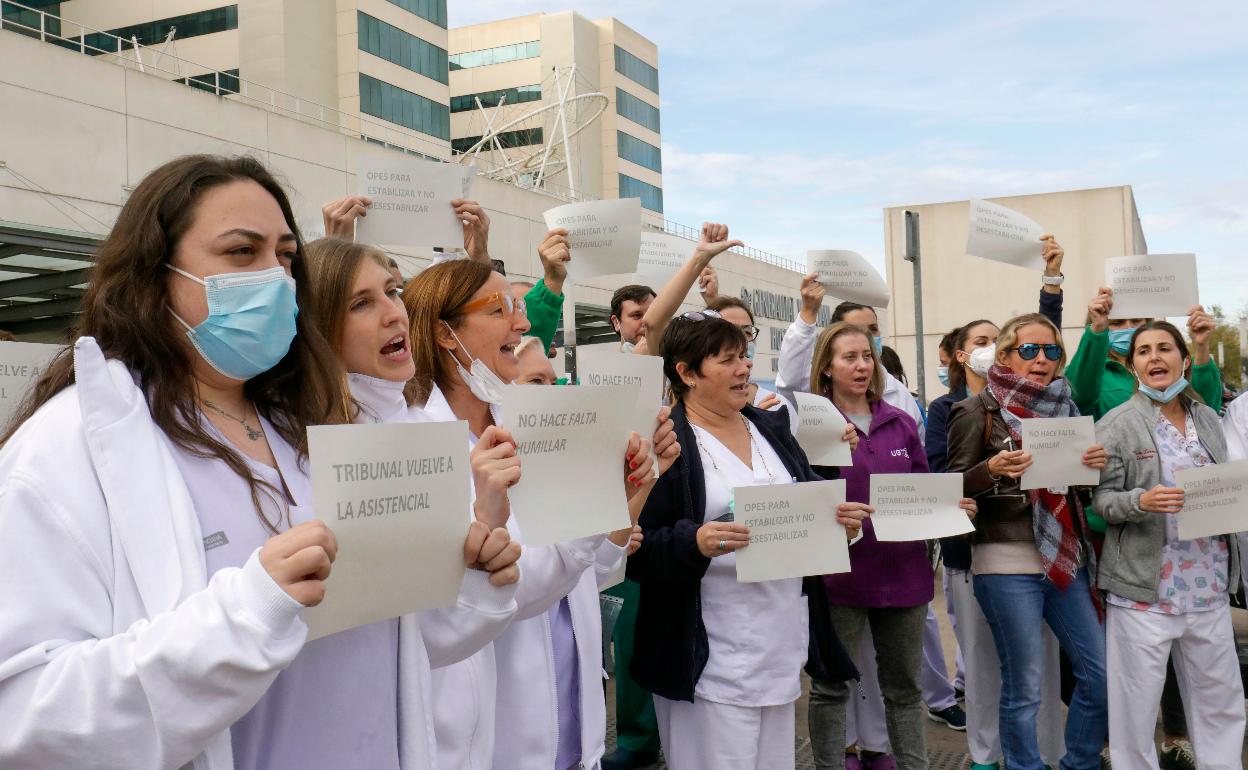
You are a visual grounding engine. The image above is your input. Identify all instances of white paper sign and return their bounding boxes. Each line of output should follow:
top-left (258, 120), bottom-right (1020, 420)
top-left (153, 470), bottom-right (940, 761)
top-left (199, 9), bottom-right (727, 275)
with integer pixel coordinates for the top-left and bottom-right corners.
top-left (460, 164), bottom-right (476, 198)
top-left (0, 341), bottom-right (60, 430)
top-left (634, 232), bottom-right (694, 286)
top-left (807, 250), bottom-right (890, 307)
top-left (794, 392), bottom-right (853, 467)
top-left (965, 198), bottom-right (1046, 270)
top-left (304, 421), bottom-right (471, 640)
top-left (576, 348), bottom-right (664, 442)
top-left (870, 473), bottom-right (973, 541)
top-left (355, 153), bottom-right (464, 248)
top-left (1020, 416), bottom-right (1100, 490)
top-left (733, 479), bottom-right (850, 583)
top-left (543, 199), bottom-right (642, 281)
top-left (1175, 459), bottom-right (1248, 540)
top-left (501, 384), bottom-right (635, 546)
top-left (1105, 254), bottom-right (1199, 319)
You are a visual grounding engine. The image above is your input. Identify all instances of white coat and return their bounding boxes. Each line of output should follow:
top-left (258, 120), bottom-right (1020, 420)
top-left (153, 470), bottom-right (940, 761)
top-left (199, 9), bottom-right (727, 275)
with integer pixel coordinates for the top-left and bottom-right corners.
top-left (0, 340), bottom-right (516, 770)
top-left (419, 385), bottom-right (622, 770)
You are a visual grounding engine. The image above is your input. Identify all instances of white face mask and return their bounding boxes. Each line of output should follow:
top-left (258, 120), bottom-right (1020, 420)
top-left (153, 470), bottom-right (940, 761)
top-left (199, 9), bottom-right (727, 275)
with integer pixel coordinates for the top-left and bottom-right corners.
top-left (966, 344), bottom-right (997, 378)
top-left (444, 323), bottom-right (508, 405)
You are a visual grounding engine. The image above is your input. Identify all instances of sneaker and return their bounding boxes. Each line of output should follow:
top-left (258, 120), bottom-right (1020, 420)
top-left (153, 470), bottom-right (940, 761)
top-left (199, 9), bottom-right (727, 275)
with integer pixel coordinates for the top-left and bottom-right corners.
top-left (927, 703), bottom-right (967, 731)
top-left (601, 747), bottom-right (660, 770)
top-left (955, 686), bottom-right (966, 702)
top-left (1159, 739), bottom-right (1196, 770)
top-left (1101, 747), bottom-right (1112, 770)
top-left (861, 753), bottom-right (898, 770)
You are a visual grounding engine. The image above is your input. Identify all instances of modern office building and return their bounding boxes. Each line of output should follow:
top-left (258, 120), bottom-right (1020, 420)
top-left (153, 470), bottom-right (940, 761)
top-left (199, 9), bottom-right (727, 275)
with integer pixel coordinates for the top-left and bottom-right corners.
top-left (448, 12), bottom-right (664, 222)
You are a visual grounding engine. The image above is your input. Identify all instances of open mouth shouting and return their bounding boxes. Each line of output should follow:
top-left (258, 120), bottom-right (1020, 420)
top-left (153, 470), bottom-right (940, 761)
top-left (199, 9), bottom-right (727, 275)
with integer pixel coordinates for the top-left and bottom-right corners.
top-left (380, 333), bottom-right (409, 362)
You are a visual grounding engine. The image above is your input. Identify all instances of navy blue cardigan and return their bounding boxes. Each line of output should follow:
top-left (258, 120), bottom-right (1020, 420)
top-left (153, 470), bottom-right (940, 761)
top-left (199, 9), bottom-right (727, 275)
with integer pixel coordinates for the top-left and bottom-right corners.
top-left (625, 400), bottom-right (858, 702)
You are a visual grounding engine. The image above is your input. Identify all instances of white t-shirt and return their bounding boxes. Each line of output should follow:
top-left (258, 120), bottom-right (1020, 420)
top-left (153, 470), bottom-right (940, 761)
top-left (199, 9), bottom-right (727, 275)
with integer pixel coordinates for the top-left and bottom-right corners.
top-left (171, 415), bottom-right (401, 770)
top-left (690, 420), bottom-right (808, 707)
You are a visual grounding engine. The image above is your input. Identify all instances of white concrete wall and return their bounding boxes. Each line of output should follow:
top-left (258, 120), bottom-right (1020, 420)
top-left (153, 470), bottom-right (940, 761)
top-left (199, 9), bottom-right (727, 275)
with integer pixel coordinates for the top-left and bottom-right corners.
top-left (0, 27), bottom-right (805, 374)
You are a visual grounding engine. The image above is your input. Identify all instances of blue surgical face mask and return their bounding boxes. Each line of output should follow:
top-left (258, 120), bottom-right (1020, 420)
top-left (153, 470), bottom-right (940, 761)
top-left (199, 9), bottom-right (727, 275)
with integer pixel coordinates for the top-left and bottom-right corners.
top-left (1137, 374), bottom-right (1188, 404)
top-left (168, 265), bottom-right (299, 381)
top-left (937, 366), bottom-right (950, 388)
top-left (873, 336), bottom-right (883, 355)
top-left (746, 340), bottom-right (757, 360)
top-left (1108, 327), bottom-right (1136, 356)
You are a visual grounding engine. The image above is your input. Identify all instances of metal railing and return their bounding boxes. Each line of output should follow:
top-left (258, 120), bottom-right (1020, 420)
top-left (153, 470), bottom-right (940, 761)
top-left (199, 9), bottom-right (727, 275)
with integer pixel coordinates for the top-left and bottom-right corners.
top-left (1, 0), bottom-right (803, 274)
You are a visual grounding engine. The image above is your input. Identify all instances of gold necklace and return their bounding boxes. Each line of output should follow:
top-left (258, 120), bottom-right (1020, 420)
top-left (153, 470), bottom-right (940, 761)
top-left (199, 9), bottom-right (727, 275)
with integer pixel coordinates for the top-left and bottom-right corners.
top-left (202, 398), bottom-right (264, 441)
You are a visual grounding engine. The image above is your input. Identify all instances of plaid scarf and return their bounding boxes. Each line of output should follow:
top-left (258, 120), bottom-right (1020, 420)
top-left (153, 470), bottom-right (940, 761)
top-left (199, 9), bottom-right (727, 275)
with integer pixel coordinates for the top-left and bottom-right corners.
top-left (986, 365), bottom-right (1099, 611)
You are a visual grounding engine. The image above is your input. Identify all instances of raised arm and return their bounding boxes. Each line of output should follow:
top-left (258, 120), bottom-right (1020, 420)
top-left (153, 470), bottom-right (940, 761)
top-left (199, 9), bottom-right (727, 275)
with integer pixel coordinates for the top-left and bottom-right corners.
top-left (639, 223), bottom-right (743, 355)
top-left (1038, 233), bottom-right (1065, 328)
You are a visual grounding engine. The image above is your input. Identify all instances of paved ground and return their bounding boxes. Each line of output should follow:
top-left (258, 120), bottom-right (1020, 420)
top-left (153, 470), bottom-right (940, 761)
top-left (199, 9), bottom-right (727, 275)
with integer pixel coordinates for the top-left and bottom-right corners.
top-left (603, 569), bottom-right (1248, 768)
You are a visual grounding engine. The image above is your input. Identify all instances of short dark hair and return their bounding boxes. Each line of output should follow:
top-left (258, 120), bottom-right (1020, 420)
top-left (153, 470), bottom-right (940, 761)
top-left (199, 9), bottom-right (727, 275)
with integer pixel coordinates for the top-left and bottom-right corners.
top-left (661, 314), bottom-right (747, 401)
top-left (705, 295), bottom-right (754, 323)
top-left (610, 284), bottom-right (656, 320)
top-left (831, 301), bottom-right (875, 323)
top-left (938, 327), bottom-right (960, 359)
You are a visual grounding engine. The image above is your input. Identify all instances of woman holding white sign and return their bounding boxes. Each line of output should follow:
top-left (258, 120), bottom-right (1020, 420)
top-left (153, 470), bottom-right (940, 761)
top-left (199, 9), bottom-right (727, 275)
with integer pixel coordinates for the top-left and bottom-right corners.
top-left (628, 311), bottom-right (869, 770)
top-left (404, 258), bottom-right (677, 770)
top-left (0, 155), bottom-right (456, 769)
top-left (946, 313), bottom-right (1108, 770)
top-left (1093, 320), bottom-right (1244, 767)
top-left (803, 321), bottom-right (976, 770)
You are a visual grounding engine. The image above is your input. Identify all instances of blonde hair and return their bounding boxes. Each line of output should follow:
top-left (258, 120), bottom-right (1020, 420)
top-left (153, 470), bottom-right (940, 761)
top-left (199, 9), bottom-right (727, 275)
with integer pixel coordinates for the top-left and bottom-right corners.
top-left (994, 313), bottom-right (1067, 371)
top-left (515, 336), bottom-right (546, 358)
top-left (809, 321), bottom-right (884, 403)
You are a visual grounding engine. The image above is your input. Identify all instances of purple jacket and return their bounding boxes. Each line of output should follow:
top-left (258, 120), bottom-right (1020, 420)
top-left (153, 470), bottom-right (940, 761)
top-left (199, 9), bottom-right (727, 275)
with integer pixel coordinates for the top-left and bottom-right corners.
top-left (823, 399), bottom-right (934, 608)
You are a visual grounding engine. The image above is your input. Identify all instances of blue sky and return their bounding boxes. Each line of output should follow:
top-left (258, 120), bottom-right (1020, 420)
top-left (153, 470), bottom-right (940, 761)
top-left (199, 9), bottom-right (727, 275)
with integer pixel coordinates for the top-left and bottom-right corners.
top-left (451, 1), bottom-right (1248, 318)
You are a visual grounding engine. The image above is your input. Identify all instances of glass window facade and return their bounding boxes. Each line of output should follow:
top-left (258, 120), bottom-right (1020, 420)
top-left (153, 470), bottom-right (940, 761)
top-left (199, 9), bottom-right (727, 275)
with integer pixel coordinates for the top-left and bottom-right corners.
top-left (450, 84), bottom-right (540, 113)
top-left (2, 2), bottom-right (62, 39)
top-left (617, 131), bottom-right (662, 173)
top-left (615, 88), bottom-right (660, 133)
top-left (175, 68), bottom-right (240, 96)
top-left (619, 174), bottom-right (663, 213)
top-left (449, 40), bottom-right (540, 71)
top-left (384, 0), bottom-right (446, 28)
top-left (357, 12), bottom-right (448, 85)
top-left (65, 5), bottom-right (237, 56)
top-left (359, 74), bottom-right (450, 141)
top-left (452, 127), bottom-right (544, 155)
top-left (614, 45), bottom-right (658, 93)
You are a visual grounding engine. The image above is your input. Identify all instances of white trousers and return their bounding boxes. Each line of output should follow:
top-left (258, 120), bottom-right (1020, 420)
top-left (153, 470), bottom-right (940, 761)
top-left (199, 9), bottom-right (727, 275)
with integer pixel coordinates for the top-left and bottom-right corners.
top-left (653, 695), bottom-right (795, 770)
top-left (1107, 604), bottom-right (1245, 770)
top-left (948, 569), bottom-right (1064, 765)
top-left (845, 624), bottom-right (890, 752)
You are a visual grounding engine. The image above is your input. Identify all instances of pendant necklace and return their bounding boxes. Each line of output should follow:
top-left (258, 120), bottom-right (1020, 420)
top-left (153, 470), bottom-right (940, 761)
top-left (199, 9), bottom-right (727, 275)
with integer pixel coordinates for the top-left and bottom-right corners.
top-left (202, 398), bottom-right (264, 441)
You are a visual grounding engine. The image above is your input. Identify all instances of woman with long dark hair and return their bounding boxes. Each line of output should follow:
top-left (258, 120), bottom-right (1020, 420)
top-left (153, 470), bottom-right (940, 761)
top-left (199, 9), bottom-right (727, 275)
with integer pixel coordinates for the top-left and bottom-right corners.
top-left (0, 154), bottom-right (407, 768)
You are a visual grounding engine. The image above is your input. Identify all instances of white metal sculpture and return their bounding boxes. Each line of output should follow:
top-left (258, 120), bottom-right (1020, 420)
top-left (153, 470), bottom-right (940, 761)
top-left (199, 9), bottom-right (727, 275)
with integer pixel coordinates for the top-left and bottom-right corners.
top-left (454, 64), bottom-right (608, 200)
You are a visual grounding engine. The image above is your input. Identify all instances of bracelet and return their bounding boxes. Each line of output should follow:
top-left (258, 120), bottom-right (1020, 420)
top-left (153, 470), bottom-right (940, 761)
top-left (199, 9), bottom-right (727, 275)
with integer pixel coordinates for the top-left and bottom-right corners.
top-left (1041, 273), bottom-right (1065, 286)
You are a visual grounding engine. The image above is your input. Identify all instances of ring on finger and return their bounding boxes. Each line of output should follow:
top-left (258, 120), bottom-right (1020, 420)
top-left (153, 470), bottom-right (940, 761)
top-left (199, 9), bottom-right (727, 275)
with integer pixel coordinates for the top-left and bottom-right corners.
top-left (718, 539), bottom-right (726, 551)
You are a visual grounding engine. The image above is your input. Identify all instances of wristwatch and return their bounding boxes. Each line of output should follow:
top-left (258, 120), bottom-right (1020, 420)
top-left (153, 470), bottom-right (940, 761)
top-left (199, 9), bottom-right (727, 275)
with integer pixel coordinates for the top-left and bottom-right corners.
top-left (1041, 273), bottom-right (1065, 286)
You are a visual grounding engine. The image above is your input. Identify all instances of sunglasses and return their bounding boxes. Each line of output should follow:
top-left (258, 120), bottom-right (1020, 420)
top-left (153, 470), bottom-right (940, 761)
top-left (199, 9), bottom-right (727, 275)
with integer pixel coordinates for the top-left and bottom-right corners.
top-left (450, 291), bottom-right (526, 319)
top-left (677, 309), bottom-right (759, 341)
top-left (1009, 343), bottom-right (1062, 362)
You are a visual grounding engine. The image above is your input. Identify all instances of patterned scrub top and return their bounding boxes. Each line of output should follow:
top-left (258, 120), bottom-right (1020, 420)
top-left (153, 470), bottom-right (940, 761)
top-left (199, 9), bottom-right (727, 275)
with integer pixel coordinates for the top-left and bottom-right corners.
top-left (1107, 404), bottom-right (1229, 615)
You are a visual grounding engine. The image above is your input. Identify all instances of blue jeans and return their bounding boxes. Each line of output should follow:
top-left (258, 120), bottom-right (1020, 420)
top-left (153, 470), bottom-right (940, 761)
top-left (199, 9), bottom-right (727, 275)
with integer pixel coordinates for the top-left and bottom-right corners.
top-left (974, 569), bottom-right (1107, 770)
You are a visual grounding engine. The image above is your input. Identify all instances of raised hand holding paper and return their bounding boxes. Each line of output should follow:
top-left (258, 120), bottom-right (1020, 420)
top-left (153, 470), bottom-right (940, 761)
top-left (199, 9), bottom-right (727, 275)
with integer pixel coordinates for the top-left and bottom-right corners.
top-left (806, 250), bottom-right (890, 307)
top-left (1020, 416), bottom-right (1099, 490)
top-left (0, 341), bottom-right (60, 428)
top-left (542, 199), bottom-right (642, 281)
top-left (1175, 459), bottom-right (1248, 540)
top-left (500, 384), bottom-right (635, 546)
top-left (733, 479), bottom-right (849, 583)
top-left (355, 153), bottom-right (463, 248)
top-left (304, 421), bottom-right (471, 640)
top-left (576, 347), bottom-right (665, 447)
top-left (965, 198), bottom-right (1046, 270)
top-left (636, 232), bottom-right (695, 286)
top-left (869, 473), bottom-right (972, 541)
top-left (1105, 254), bottom-right (1199, 319)
top-left (794, 391), bottom-right (853, 467)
